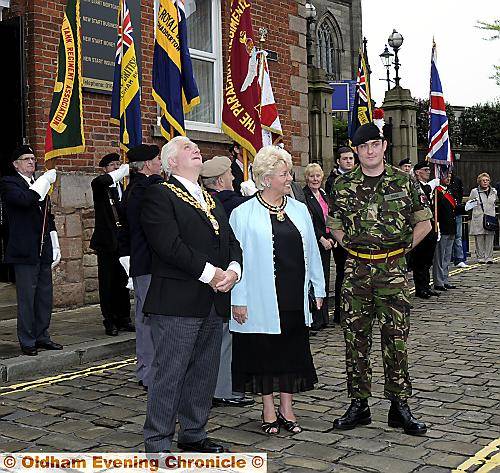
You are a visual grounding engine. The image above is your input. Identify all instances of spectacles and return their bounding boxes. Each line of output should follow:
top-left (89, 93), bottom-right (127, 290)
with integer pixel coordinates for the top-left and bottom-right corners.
top-left (17, 156), bottom-right (36, 162)
top-left (357, 140), bottom-right (383, 152)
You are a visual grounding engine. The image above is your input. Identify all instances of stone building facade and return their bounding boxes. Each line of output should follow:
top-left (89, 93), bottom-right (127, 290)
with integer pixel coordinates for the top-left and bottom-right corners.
top-left (0, 0), bottom-right (362, 308)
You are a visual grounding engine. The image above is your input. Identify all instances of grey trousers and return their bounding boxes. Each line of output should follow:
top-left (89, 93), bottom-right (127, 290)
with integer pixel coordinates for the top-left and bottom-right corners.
top-left (14, 263), bottom-right (53, 348)
top-left (133, 274), bottom-right (153, 387)
top-left (214, 322), bottom-right (243, 399)
top-left (143, 307), bottom-right (223, 453)
top-left (433, 234), bottom-right (455, 287)
top-left (474, 234), bottom-right (494, 262)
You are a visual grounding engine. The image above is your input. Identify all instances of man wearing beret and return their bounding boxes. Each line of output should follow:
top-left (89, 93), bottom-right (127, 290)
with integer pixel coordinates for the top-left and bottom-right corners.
top-left (90, 153), bottom-right (133, 336)
top-left (411, 161), bottom-right (441, 299)
top-left (398, 158), bottom-right (412, 173)
top-left (200, 156), bottom-right (254, 408)
top-left (328, 123), bottom-right (431, 436)
top-left (141, 137), bottom-right (242, 453)
top-left (0, 145), bottom-right (62, 356)
top-left (117, 144), bottom-right (163, 391)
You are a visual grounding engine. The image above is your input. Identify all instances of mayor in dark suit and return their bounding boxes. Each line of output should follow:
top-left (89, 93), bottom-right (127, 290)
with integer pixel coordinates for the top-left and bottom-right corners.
top-left (90, 153), bottom-right (133, 336)
top-left (0, 145), bottom-right (62, 356)
top-left (117, 144), bottom-right (164, 391)
top-left (303, 163), bottom-right (335, 330)
top-left (141, 137), bottom-right (243, 453)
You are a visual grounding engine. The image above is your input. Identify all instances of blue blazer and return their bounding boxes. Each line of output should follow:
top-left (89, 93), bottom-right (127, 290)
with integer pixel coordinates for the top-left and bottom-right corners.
top-left (229, 197), bottom-right (326, 334)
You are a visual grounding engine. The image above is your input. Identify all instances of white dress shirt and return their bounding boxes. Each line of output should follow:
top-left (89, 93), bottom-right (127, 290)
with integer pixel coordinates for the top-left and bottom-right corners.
top-left (172, 175), bottom-right (241, 284)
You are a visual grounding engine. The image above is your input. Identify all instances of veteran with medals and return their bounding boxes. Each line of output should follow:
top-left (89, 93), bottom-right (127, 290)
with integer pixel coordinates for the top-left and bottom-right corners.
top-left (141, 137), bottom-right (242, 454)
top-left (329, 123), bottom-right (432, 436)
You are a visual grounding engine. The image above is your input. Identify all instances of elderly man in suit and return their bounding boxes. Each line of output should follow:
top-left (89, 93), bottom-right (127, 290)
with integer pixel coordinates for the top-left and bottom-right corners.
top-left (90, 153), bottom-right (133, 336)
top-left (0, 145), bottom-right (62, 356)
top-left (141, 137), bottom-right (243, 453)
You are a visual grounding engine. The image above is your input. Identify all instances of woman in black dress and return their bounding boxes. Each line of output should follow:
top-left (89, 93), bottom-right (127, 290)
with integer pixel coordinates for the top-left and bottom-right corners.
top-left (229, 146), bottom-right (326, 435)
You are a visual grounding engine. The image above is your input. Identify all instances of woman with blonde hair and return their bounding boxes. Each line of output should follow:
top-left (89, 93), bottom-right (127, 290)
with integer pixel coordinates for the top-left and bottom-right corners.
top-left (467, 172), bottom-right (498, 264)
top-left (229, 146), bottom-right (325, 435)
top-left (303, 163), bottom-right (334, 330)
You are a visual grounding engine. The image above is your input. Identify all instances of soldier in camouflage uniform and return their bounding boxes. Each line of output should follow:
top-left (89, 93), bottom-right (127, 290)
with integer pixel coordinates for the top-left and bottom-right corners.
top-left (328, 123), bottom-right (432, 436)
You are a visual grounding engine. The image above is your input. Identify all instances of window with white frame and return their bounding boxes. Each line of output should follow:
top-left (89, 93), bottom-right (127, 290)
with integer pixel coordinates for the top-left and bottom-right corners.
top-left (154, 0), bottom-right (222, 133)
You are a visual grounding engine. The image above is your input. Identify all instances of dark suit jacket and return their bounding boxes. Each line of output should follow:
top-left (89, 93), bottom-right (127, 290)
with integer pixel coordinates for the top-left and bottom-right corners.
top-left (0, 174), bottom-right (55, 265)
top-left (141, 176), bottom-right (243, 318)
top-left (303, 186), bottom-right (329, 242)
top-left (231, 160), bottom-right (244, 195)
top-left (436, 187), bottom-right (456, 236)
top-left (207, 189), bottom-right (252, 217)
top-left (90, 173), bottom-right (122, 253)
top-left (118, 172), bottom-right (164, 277)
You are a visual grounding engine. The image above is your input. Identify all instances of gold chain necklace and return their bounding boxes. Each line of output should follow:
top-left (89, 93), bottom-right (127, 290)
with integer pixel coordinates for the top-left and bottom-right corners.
top-left (162, 183), bottom-right (220, 235)
top-left (256, 191), bottom-right (287, 222)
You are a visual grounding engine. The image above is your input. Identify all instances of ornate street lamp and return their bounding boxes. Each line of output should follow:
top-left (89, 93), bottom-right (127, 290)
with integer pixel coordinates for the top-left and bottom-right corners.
top-left (305, 2), bottom-right (317, 66)
top-left (388, 29), bottom-right (404, 87)
top-left (379, 44), bottom-right (394, 91)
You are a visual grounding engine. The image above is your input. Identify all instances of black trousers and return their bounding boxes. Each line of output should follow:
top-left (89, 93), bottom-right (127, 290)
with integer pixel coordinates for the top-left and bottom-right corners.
top-left (412, 230), bottom-right (437, 293)
top-left (96, 251), bottom-right (131, 329)
top-left (312, 247), bottom-right (331, 327)
top-left (14, 263), bottom-right (53, 348)
top-left (332, 245), bottom-right (348, 322)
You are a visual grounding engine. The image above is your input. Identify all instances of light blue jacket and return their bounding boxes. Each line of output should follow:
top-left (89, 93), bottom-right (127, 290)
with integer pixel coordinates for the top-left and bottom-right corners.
top-left (229, 197), bottom-right (326, 334)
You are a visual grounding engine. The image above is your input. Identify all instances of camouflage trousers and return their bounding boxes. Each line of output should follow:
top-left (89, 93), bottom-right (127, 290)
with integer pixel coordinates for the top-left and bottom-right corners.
top-left (340, 255), bottom-right (412, 400)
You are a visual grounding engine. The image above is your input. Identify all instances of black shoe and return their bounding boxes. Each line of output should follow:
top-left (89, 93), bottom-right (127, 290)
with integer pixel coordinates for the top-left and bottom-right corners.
top-left (138, 381), bottom-right (148, 392)
top-left (310, 323), bottom-right (322, 331)
top-left (486, 261), bottom-right (494, 264)
top-left (36, 340), bottom-right (63, 350)
top-left (427, 289), bottom-right (440, 296)
top-left (118, 322), bottom-right (135, 332)
top-left (415, 291), bottom-right (431, 299)
top-left (105, 326), bottom-right (119, 336)
top-left (177, 438), bottom-right (224, 453)
top-left (212, 396), bottom-right (255, 407)
top-left (333, 399), bottom-right (371, 430)
top-left (444, 284), bottom-right (456, 289)
top-left (388, 400), bottom-right (427, 436)
top-left (21, 346), bottom-right (38, 356)
top-left (434, 285), bottom-right (447, 291)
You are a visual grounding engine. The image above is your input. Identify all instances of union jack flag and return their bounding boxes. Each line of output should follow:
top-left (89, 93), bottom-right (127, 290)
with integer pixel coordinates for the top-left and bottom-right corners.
top-left (427, 41), bottom-right (452, 169)
top-left (348, 48), bottom-right (372, 141)
top-left (116, 2), bottom-right (134, 57)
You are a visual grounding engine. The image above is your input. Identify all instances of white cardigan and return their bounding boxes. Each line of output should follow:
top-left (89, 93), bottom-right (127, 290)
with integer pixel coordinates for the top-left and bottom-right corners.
top-left (229, 197), bottom-right (326, 334)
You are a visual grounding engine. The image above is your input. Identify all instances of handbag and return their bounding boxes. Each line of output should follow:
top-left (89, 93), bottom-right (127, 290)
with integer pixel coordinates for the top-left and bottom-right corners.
top-left (477, 187), bottom-right (499, 232)
top-left (308, 283), bottom-right (316, 312)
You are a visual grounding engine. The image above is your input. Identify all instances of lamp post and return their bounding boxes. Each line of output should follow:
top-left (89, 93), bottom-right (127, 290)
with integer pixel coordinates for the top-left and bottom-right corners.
top-left (388, 29), bottom-right (404, 87)
top-left (379, 44), bottom-right (394, 91)
top-left (305, 2), bottom-right (317, 66)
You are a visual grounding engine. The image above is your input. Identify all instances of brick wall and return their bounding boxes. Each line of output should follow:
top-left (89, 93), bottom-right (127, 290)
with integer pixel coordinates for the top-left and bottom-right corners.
top-left (8, 0), bottom-right (309, 307)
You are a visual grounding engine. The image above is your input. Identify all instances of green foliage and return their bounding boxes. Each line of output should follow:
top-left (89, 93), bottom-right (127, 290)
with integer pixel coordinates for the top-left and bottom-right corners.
top-left (458, 101), bottom-right (500, 149)
top-left (476, 20), bottom-right (500, 85)
top-left (332, 117), bottom-right (348, 146)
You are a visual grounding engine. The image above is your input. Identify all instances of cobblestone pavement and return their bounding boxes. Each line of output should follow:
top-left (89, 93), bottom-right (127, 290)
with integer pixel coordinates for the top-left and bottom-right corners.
top-left (0, 259), bottom-right (499, 472)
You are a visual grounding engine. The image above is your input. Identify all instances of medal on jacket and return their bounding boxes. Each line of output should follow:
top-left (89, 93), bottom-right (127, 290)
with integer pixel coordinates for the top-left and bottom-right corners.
top-left (256, 191), bottom-right (287, 221)
top-left (163, 183), bottom-right (220, 235)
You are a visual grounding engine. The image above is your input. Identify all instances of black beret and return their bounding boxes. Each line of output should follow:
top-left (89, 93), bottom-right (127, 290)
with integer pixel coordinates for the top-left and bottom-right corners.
top-left (11, 145), bottom-right (35, 163)
top-left (98, 153), bottom-right (120, 167)
top-left (351, 123), bottom-right (384, 147)
top-left (398, 158), bottom-right (411, 167)
top-left (127, 144), bottom-right (160, 163)
top-left (413, 161), bottom-right (431, 171)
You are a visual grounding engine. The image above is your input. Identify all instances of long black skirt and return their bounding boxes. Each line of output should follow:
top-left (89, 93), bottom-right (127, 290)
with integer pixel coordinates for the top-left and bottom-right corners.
top-left (232, 310), bottom-right (317, 395)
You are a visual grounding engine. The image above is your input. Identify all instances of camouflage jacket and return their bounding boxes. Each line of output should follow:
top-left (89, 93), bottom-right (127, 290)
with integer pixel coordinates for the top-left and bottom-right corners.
top-left (327, 163), bottom-right (432, 251)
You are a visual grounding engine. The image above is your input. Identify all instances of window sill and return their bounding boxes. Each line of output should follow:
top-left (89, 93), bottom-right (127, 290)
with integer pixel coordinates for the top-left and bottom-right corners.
top-left (151, 125), bottom-right (232, 145)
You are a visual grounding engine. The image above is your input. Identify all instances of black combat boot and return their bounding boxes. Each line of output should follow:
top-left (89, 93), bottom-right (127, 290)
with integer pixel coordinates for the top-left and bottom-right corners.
top-left (333, 399), bottom-right (371, 430)
top-left (388, 400), bottom-right (427, 436)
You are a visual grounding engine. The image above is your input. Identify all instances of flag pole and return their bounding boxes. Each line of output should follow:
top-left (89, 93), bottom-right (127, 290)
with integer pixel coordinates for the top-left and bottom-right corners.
top-left (242, 148), bottom-right (249, 181)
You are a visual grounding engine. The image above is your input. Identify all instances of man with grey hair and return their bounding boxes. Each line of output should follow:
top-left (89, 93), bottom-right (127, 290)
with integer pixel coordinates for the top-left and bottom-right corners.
top-left (141, 136), bottom-right (243, 453)
top-left (117, 144), bottom-right (163, 391)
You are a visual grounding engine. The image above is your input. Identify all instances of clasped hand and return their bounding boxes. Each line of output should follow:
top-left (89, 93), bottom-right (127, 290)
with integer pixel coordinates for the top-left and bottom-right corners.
top-left (209, 268), bottom-right (238, 293)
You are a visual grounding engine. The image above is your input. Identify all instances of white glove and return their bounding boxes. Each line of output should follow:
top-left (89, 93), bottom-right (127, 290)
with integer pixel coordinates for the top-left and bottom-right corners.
top-left (465, 198), bottom-right (478, 212)
top-left (50, 231), bottom-right (61, 269)
top-left (119, 255), bottom-right (130, 277)
top-left (109, 164), bottom-right (129, 184)
top-left (126, 277), bottom-right (134, 290)
top-left (428, 178), bottom-right (441, 191)
top-left (30, 169), bottom-right (57, 201)
top-left (240, 179), bottom-right (258, 196)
